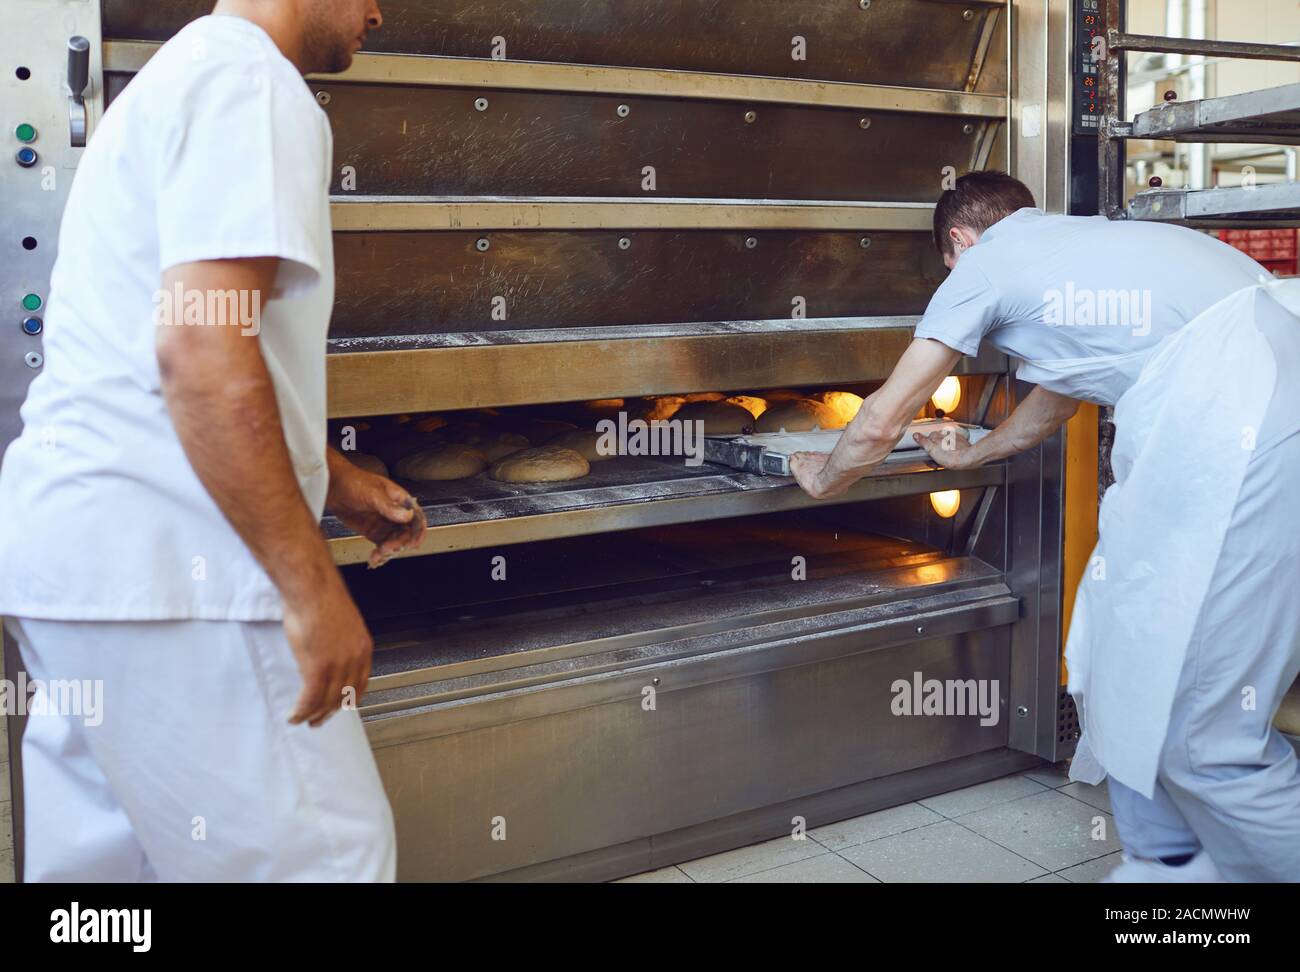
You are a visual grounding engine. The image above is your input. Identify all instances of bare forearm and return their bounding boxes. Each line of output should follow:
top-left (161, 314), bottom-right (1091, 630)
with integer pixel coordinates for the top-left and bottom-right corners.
top-left (963, 386), bottom-right (1080, 464)
top-left (161, 358), bottom-right (341, 605)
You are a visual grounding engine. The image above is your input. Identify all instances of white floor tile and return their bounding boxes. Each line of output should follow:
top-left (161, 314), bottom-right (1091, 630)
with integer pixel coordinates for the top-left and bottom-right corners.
top-left (839, 820), bottom-right (1046, 883)
top-left (919, 774), bottom-right (1047, 818)
top-left (807, 802), bottom-right (943, 852)
top-left (615, 865), bottom-right (693, 884)
top-left (677, 834), bottom-right (824, 883)
top-left (731, 853), bottom-right (879, 884)
top-left (958, 789), bottom-right (1122, 871)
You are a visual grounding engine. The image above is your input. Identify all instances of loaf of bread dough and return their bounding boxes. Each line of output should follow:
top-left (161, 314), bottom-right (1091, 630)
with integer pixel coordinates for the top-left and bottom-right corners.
top-left (724, 395), bottom-right (768, 418)
top-left (480, 431), bottom-right (530, 462)
top-left (811, 390), bottom-right (866, 426)
top-left (674, 400), bottom-right (755, 435)
top-left (627, 397), bottom-right (685, 422)
top-left (547, 428), bottom-right (615, 462)
top-left (346, 452), bottom-right (388, 477)
top-left (755, 398), bottom-right (845, 432)
top-left (490, 445), bottom-right (590, 483)
top-left (394, 443), bottom-right (488, 481)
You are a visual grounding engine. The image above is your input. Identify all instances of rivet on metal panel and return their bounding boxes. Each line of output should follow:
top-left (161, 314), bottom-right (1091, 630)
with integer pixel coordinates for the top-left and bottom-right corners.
top-left (916, 625), bottom-right (925, 634)
top-left (474, 97), bottom-right (489, 112)
top-left (315, 90), bottom-right (331, 105)
top-left (1017, 706), bottom-right (1030, 717)
top-left (963, 9), bottom-right (975, 21)
top-left (859, 237), bottom-right (872, 249)
top-left (616, 104), bottom-right (630, 118)
top-left (618, 237), bottom-right (631, 250)
top-left (475, 238), bottom-right (490, 252)
top-left (652, 677), bottom-right (660, 686)
top-left (859, 117), bottom-right (871, 130)
top-left (25, 351), bottom-right (43, 369)
top-left (744, 110), bottom-right (757, 124)
top-left (858, 0), bottom-right (871, 9)
top-left (744, 237), bottom-right (758, 250)
top-left (963, 123), bottom-right (975, 135)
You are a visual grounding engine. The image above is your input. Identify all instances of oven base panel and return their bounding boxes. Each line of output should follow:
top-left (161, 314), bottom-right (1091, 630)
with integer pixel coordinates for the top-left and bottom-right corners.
top-left (368, 617), bottom-right (1023, 882)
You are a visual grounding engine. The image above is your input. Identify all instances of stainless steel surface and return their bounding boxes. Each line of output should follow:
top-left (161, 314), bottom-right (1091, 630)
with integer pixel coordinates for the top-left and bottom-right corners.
top-left (326, 322), bottom-right (1009, 417)
top-left (1132, 82), bottom-right (1300, 144)
top-left (105, 40), bottom-right (1009, 118)
top-left (326, 456), bottom-right (1007, 564)
top-left (0, 1), bottom-right (104, 454)
top-left (330, 197), bottom-right (937, 233)
top-left (1127, 182), bottom-right (1300, 225)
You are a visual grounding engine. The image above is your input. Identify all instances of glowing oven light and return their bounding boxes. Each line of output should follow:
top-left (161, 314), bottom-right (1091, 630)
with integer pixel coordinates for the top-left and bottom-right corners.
top-left (930, 490), bottom-right (961, 519)
top-left (931, 376), bottom-right (962, 413)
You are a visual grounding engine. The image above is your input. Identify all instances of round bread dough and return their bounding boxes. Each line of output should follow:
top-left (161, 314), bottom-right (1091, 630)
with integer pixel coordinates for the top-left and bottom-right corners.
top-left (480, 431), bottom-right (531, 462)
top-left (755, 398), bottom-right (846, 433)
top-left (724, 395), bottom-right (768, 418)
top-left (810, 390), bottom-right (866, 426)
top-left (679, 391), bottom-right (726, 404)
top-left (628, 397), bottom-right (685, 422)
top-left (490, 445), bottom-right (590, 483)
top-left (547, 428), bottom-right (615, 462)
top-left (346, 452), bottom-right (388, 477)
top-left (394, 443), bottom-right (488, 481)
top-left (674, 400), bottom-right (756, 435)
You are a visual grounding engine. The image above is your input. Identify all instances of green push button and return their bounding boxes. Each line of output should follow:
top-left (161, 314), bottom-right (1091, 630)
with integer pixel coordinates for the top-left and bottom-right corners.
top-left (22, 293), bottom-right (42, 312)
top-left (15, 123), bottom-right (37, 143)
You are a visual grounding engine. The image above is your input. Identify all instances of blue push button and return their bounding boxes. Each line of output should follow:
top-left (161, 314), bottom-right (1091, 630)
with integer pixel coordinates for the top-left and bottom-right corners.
top-left (16, 146), bottom-right (38, 167)
top-left (21, 316), bottom-right (43, 335)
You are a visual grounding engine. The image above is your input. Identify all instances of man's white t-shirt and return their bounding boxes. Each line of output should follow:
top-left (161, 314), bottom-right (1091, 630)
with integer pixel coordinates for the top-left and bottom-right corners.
top-left (0, 15), bottom-right (334, 620)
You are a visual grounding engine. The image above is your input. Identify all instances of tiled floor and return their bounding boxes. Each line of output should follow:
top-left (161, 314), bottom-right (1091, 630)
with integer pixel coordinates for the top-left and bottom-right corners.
top-left (617, 762), bottom-right (1123, 883)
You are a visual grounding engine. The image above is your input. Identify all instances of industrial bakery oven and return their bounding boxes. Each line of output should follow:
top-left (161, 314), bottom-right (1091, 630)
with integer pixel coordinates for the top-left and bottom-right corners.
top-left (2, 1), bottom-right (1090, 881)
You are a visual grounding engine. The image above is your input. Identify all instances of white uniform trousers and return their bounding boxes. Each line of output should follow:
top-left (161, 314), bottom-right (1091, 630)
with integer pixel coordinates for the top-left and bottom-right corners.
top-left (1106, 305), bottom-right (1300, 882)
top-left (5, 617), bottom-right (396, 882)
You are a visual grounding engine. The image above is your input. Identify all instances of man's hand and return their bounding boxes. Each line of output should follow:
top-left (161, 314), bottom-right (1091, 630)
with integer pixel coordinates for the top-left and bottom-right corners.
top-left (283, 580), bottom-right (374, 727)
top-left (326, 449), bottom-right (427, 569)
top-left (912, 429), bottom-right (981, 469)
top-left (790, 451), bottom-right (853, 500)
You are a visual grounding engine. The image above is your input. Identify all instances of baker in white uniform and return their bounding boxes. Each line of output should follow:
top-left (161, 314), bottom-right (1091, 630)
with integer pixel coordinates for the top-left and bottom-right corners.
top-left (0, 1), bottom-right (420, 880)
top-left (791, 171), bottom-right (1300, 882)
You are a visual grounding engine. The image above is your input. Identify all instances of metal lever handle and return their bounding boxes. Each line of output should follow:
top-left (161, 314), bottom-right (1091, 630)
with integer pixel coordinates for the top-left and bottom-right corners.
top-left (67, 35), bottom-right (89, 148)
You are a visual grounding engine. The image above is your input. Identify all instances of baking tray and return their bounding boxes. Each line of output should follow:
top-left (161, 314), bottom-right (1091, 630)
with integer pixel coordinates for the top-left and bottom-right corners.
top-left (703, 420), bottom-right (990, 476)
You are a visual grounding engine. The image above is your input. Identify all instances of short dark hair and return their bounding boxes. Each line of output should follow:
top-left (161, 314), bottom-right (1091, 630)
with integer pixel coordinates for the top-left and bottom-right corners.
top-left (933, 171), bottom-right (1037, 256)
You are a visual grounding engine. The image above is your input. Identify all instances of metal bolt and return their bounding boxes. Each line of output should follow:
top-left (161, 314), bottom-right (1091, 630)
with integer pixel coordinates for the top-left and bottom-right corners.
top-left (859, 0), bottom-right (871, 9)
top-left (24, 350), bottom-right (43, 369)
top-left (314, 90), bottom-right (331, 105)
top-left (859, 117), bottom-right (872, 130)
top-left (618, 237), bottom-right (631, 250)
top-left (744, 237), bottom-right (758, 250)
top-left (652, 677), bottom-right (661, 686)
top-left (744, 110), bottom-right (758, 124)
top-left (616, 104), bottom-right (630, 118)
top-left (475, 237), bottom-right (490, 252)
top-left (1017, 706), bottom-right (1030, 717)
top-left (859, 236), bottom-right (871, 249)
top-left (963, 123), bottom-right (975, 135)
top-left (474, 97), bottom-right (489, 112)
top-left (916, 625), bottom-right (925, 634)
top-left (963, 8), bottom-right (975, 21)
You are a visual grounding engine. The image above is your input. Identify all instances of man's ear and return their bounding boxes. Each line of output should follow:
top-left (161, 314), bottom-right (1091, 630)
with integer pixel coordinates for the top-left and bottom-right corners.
top-left (948, 226), bottom-right (977, 252)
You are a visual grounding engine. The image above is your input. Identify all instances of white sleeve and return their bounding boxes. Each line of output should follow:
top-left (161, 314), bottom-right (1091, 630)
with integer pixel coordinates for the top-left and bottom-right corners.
top-left (155, 71), bottom-right (329, 299)
top-left (912, 261), bottom-right (1002, 356)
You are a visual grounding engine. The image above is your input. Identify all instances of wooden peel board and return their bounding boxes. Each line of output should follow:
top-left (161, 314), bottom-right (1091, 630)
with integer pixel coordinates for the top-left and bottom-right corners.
top-left (703, 420), bottom-right (990, 476)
